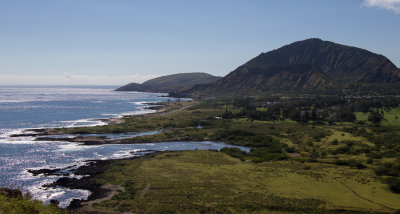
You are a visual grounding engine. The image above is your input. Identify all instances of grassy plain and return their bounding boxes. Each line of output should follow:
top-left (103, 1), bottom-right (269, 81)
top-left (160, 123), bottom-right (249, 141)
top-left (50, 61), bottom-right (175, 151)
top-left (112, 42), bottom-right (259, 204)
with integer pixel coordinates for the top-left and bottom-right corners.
top-left (382, 108), bottom-right (400, 126)
top-left (49, 100), bottom-right (400, 213)
top-left (77, 151), bottom-right (400, 213)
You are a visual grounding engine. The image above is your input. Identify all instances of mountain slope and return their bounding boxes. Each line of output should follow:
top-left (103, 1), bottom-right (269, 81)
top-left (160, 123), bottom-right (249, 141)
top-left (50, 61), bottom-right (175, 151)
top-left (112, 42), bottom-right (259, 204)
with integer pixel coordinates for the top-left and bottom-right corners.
top-left (116, 72), bottom-right (221, 93)
top-left (115, 82), bottom-right (155, 92)
top-left (212, 64), bottom-right (334, 93)
top-left (246, 38), bottom-right (400, 83)
top-left (185, 39), bottom-right (400, 96)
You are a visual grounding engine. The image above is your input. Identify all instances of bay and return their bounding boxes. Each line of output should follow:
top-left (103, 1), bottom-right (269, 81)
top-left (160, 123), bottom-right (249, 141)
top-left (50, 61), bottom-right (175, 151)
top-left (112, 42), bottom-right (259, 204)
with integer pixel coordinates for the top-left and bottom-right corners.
top-left (0, 86), bottom-right (249, 207)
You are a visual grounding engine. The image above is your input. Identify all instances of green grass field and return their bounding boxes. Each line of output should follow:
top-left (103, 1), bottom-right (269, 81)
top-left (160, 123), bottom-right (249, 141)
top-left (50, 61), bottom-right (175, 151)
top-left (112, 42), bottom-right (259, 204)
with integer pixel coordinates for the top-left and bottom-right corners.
top-left (46, 100), bottom-right (400, 213)
top-left (356, 107), bottom-right (400, 126)
top-left (355, 112), bottom-right (369, 122)
top-left (0, 194), bottom-right (63, 214)
top-left (382, 107), bottom-right (400, 126)
top-left (80, 151), bottom-right (400, 213)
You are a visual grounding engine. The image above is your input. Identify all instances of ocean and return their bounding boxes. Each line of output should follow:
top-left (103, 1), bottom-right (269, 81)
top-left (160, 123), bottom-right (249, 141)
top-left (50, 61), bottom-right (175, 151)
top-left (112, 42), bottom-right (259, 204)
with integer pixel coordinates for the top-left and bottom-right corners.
top-left (0, 86), bottom-right (249, 207)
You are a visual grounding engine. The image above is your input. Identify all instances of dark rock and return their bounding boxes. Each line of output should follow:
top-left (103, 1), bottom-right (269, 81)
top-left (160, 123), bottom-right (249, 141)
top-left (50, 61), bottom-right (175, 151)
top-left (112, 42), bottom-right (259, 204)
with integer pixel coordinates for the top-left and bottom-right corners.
top-left (35, 137), bottom-right (73, 142)
top-left (28, 168), bottom-right (69, 177)
top-left (68, 199), bottom-right (83, 209)
top-left (10, 133), bottom-right (48, 137)
top-left (72, 160), bottom-right (111, 176)
top-left (50, 199), bottom-right (60, 205)
top-left (25, 129), bottom-right (47, 133)
top-left (44, 154), bottom-right (158, 209)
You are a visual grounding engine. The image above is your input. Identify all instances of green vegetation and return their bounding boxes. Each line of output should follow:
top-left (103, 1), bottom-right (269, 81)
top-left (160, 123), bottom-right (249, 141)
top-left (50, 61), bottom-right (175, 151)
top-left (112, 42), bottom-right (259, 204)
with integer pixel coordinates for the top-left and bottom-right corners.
top-left (0, 188), bottom-right (63, 214)
top-left (77, 151), bottom-right (400, 213)
top-left (6, 38), bottom-right (400, 213)
top-left (50, 96), bottom-right (400, 213)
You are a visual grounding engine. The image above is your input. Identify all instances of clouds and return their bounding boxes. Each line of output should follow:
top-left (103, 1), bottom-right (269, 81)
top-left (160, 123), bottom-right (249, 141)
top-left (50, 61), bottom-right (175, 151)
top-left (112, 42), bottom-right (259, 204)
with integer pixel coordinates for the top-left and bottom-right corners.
top-left (363, 0), bottom-right (400, 13)
top-left (0, 74), bottom-right (160, 86)
top-left (63, 72), bottom-right (72, 79)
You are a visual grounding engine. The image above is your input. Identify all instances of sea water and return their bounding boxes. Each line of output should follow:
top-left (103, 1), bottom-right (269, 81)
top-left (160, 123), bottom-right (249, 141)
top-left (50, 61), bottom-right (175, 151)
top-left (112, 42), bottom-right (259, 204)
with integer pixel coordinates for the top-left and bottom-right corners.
top-left (0, 86), bottom-right (249, 207)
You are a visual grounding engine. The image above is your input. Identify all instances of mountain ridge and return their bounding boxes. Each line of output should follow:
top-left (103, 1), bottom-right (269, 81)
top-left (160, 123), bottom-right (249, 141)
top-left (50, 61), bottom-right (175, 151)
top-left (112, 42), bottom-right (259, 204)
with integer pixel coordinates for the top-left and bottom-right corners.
top-left (246, 38), bottom-right (400, 83)
top-left (182, 38), bottom-right (400, 97)
top-left (116, 72), bottom-right (221, 93)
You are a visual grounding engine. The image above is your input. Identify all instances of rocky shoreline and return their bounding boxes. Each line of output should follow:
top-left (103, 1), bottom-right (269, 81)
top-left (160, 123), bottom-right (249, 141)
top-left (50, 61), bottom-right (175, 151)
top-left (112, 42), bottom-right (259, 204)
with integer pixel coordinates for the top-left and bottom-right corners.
top-left (5, 101), bottom-right (184, 209)
top-left (44, 159), bottom-right (114, 209)
top-left (28, 151), bottom-right (158, 210)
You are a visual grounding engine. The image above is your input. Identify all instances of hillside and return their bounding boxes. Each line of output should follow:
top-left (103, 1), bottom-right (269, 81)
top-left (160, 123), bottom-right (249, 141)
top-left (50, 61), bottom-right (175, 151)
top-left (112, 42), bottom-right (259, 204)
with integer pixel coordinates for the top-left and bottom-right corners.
top-left (116, 72), bottom-right (221, 93)
top-left (246, 38), bottom-right (400, 83)
top-left (205, 64), bottom-right (336, 95)
top-left (184, 38), bottom-right (400, 97)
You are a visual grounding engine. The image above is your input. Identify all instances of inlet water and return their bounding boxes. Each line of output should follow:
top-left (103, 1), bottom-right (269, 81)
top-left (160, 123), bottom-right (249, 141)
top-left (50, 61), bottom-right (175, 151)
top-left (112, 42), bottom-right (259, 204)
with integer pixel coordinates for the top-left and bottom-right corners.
top-left (0, 86), bottom-right (249, 207)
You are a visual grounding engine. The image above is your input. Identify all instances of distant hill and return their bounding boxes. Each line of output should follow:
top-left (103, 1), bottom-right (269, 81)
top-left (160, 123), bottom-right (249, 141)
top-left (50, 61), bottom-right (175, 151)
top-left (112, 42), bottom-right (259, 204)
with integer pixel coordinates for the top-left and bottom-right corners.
top-left (184, 38), bottom-right (400, 96)
top-left (116, 73), bottom-right (221, 93)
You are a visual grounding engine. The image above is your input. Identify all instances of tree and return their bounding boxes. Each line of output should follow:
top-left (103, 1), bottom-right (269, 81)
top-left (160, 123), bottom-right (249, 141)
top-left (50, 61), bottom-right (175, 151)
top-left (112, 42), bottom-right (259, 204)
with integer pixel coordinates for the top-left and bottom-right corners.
top-left (288, 108), bottom-right (301, 121)
top-left (368, 111), bottom-right (383, 123)
top-left (338, 108), bottom-right (356, 122)
top-left (386, 177), bottom-right (400, 194)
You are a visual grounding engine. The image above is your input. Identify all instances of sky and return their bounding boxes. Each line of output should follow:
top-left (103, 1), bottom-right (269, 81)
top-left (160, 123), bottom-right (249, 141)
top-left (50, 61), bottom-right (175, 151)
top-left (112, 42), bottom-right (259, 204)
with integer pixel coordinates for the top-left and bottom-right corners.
top-left (0, 0), bottom-right (399, 85)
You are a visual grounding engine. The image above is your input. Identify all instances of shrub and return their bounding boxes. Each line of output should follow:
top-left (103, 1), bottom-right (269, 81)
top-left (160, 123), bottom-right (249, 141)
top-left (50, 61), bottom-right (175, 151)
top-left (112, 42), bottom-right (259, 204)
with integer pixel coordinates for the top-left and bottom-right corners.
top-left (386, 177), bottom-right (400, 194)
top-left (368, 111), bottom-right (383, 123)
top-left (220, 147), bottom-right (248, 159)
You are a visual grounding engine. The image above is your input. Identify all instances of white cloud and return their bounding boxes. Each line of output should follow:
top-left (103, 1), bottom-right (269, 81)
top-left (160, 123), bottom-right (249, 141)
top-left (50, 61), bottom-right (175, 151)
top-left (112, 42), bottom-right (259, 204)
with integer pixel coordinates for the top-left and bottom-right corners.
top-left (0, 74), bottom-right (160, 86)
top-left (63, 72), bottom-right (72, 79)
top-left (363, 0), bottom-right (400, 13)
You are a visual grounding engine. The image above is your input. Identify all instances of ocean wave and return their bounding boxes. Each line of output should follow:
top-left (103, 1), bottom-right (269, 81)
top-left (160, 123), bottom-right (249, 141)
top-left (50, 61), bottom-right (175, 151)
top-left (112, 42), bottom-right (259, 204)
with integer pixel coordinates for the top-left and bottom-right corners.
top-left (26, 179), bottom-right (91, 208)
top-left (60, 118), bottom-right (107, 128)
top-left (56, 143), bottom-right (103, 152)
top-left (129, 101), bottom-right (147, 105)
top-left (116, 109), bottom-right (156, 118)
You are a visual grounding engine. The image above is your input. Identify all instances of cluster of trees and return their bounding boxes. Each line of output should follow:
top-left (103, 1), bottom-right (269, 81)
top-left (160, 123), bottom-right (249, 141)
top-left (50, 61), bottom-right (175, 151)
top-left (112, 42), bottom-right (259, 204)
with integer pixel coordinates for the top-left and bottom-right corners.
top-left (216, 129), bottom-right (290, 162)
top-left (218, 96), bottom-right (400, 194)
top-left (226, 96), bottom-right (400, 123)
top-left (386, 177), bottom-right (400, 194)
top-left (220, 146), bottom-right (288, 163)
top-left (342, 124), bottom-right (400, 194)
top-left (345, 126), bottom-right (400, 159)
top-left (374, 161), bottom-right (400, 177)
top-left (368, 110), bottom-right (384, 123)
top-left (375, 160), bottom-right (400, 194)
top-left (329, 140), bottom-right (373, 156)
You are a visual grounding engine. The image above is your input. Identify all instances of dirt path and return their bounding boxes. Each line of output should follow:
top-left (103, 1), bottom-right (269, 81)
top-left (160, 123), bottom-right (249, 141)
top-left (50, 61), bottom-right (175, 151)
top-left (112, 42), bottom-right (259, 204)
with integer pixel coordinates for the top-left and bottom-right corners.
top-left (140, 183), bottom-right (151, 199)
top-left (332, 177), bottom-right (395, 211)
top-left (82, 183), bottom-right (125, 207)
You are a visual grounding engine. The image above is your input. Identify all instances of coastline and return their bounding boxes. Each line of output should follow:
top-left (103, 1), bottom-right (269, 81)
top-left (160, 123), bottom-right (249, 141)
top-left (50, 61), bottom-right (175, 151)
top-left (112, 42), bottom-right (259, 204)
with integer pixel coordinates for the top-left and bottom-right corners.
top-left (7, 100), bottom-right (194, 209)
top-left (3, 99), bottom-right (245, 210)
top-left (4, 93), bottom-right (400, 212)
top-left (41, 154), bottom-right (149, 209)
top-left (44, 152), bottom-right (162, 210)
top-left (10, 100), bottom-right (196, 145)
top-left (9, 100), bottom-right (173, 137)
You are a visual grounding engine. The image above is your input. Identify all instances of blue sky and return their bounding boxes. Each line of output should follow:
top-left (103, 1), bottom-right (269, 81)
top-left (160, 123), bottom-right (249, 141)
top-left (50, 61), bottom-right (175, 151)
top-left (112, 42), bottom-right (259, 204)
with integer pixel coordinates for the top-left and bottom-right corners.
top-left (0, 0), bottom-right (399, 85)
